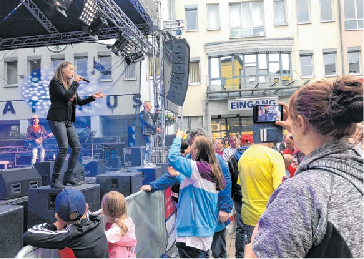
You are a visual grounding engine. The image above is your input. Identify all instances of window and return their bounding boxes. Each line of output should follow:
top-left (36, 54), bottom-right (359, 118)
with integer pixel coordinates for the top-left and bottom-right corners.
top-left (344, 0), bottom-right (363, 30)
top-left (189, 61), bottom-right (200, 84)
top-left (207, 4), bottom-right (220, 30)
top-left (74, 57), bottom-right (88, 84)
top-left (348, 50), bottom-right (361, 74)
top-left (99, 55), bottom-right (112, 80)
top-left (209, 52), bottom-right (292, 90)
top-left (185, 6), bottom-right (198, 31)
top-left (28, 59), bottom-right (41, 86)
top-left (229, 2), bottom-right (264, 38)
top-left (125, 62), bottom-right (136, 79)
top-left (320, 0), bottom-right (333, 21)
top-left (297, 0), bottom-right (310, 24)
top-left (28, 60), bottom-right (41, 77)
top-left (300, 54), bottom-right (313, 77)
top-left (323, 52), bottom-right (337, 76)
top-left (51, 58), bottom-right (64, 72)
top-left (274, 0), bottom-right (287, 25)
top-left (5, 61), bottom-right (17, 86)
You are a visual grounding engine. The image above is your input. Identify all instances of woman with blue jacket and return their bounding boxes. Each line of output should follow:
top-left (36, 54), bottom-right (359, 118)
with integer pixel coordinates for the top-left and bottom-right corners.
top-left (168, 129), bottom-right (225, 258)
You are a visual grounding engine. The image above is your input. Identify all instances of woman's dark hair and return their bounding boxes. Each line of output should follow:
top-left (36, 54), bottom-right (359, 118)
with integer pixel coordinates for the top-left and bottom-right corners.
top-left (289, 76), bottom-right (363, 138)
top-left (194, 136), bottom-right (224, 191)
top-left (180, 140), bottom-right (189, 154)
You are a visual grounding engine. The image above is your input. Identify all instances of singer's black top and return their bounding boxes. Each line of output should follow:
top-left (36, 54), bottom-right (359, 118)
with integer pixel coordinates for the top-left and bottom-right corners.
top-left (47, 78), bottom-right (95, 122)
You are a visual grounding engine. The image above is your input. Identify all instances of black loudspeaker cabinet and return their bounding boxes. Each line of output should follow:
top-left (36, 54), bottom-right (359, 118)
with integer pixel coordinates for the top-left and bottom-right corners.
top-left (27, 184), bottom-right (100, 228)
top-left (0, 205), bottom-right (23, 258)
top-left (165, 38), bottom-right (190, 107)
top-left (106, 156), bottom-right (121, 171)
top-left (85, 159), bottom-right (107, 177)
top-left (155, 163), bottom-right (170, 174)
top-left (124, 146), bottom-right (146, 167)
top-left (34, 161), bottom-right (85, 186)
top-left (96, 168), bottom-right (143, 198)
top-left (0, 167), bottom-right (42, 200)
top-left (134, 166), bottom-right (163, 185)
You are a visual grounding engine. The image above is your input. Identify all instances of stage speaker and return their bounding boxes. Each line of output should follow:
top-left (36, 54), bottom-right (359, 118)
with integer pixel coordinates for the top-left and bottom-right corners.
top-left (0, 205), bottom-right (23, 258)
top-left (134, 166), bottom-right (163, 185)
top-left (96, 168), bottom-right (143, 198)
top-left (0, 167), bottom-right (41, 200)
top-left (106, 156), bottom-right (121, 171)
top-left (27, 184), bottom-right (100, 228)
top-left (33, 161), bottom-right (85, 186)
top-left (166, 38), bottom-right (190, 107)
top-left (155, 163), bottom-right (170, 174)
top-left (85, 159), bottom-right (107, 177)
top-left (10, 197), bottom-right (29, 233)
top-left (124, 147), bottom-right (146, 167)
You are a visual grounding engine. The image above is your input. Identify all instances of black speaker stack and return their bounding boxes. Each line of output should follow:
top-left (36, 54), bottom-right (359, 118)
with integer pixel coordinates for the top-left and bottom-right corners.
top-left (164, 38), bottom-right (190, 106)
top-left (33, 160), bottom-right (85, 186)
top-left (84, 159), bottom-right (107, 176)
top-left (0, 205), bottom-right (24, 258)
top-left (0, 167), bottom-right (42, 200)
top-left (27, 184), bottom-right (100, 228)
top-left (96, 168), bottom-right (143, 198)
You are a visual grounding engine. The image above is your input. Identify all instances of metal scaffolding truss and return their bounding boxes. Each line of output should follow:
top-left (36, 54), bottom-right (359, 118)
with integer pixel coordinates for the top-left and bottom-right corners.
top-left (130, 0), bottom-right (155, 29)
top-left (96, 0), bottom-right (154, 54)
top-left (23, 0), bottom-right (59, 34)
top-left (0, 0), bottom-right (156, 52)
top-left (0, 27), bottom-right (119, 50)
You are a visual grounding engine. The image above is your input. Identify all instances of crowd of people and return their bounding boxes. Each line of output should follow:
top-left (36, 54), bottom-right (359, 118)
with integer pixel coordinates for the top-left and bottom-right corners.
top-left (22, 75), bottom-right (362, 258)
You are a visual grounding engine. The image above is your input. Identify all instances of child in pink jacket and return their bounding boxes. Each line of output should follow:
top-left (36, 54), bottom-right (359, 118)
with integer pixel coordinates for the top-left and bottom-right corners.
top-left (101, 191), bottom-right (137, 258)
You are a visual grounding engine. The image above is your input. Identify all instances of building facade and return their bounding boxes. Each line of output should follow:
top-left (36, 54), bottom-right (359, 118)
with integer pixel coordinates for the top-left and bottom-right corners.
top-left (175, 0), bottom-right (363, 139)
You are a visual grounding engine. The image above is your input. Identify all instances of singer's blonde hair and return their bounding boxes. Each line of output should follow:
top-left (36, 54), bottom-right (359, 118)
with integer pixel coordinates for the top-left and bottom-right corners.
top-left (53, 61), bottom-right (73, 90)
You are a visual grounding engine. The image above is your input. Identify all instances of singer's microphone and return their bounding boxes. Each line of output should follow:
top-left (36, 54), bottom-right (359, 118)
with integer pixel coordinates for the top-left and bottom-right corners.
top-left (82, 78), bottom-right (90, 83)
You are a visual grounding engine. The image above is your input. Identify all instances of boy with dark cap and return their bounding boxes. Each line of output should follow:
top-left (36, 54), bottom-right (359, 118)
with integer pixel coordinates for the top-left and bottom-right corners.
top-left (23, 188), bottom-right (109, 258)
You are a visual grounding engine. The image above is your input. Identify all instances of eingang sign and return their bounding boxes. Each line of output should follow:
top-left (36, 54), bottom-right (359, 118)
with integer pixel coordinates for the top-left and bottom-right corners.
top-left (228, 97), bottom-right (279, 111)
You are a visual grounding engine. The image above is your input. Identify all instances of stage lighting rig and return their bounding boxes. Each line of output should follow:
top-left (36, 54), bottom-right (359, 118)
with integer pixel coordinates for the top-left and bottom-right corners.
top-left (44, 0), bottom-right (73, 17)
top-left (88, 15), bottom-right (108, 36)
top-left (107, 32), bottom-right (134, 56)
top-left (79, 0), bottom-right (98, 26)
top-left (125, 52), bottom-right (145, 65)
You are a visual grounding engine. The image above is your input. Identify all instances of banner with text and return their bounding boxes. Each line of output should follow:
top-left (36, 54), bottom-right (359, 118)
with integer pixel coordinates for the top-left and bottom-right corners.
top-left (228, 97), bottom-right (279, 111)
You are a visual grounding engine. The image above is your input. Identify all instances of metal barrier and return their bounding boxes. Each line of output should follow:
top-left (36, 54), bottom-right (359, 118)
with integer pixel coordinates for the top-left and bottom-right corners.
top-left (16, 190), bottom-right (169, 258)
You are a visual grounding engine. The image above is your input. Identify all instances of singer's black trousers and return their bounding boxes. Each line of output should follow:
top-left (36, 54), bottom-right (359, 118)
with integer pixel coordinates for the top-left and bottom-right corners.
top-left (48, 120), bottom-right (81, 176)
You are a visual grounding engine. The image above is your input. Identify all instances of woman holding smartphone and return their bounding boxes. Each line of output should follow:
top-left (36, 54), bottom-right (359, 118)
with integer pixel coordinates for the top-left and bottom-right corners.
top-left (47, 61), bottom-right (104, 189)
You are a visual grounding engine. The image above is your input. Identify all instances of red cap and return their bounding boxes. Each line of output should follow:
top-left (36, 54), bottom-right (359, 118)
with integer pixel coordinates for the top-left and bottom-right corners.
top-left (241, 134), bottom-right (253, 144)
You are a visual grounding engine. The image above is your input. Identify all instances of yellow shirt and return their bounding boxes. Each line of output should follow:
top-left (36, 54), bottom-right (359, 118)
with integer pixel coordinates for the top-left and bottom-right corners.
top-left (237, 145), bottom-right (286, 226)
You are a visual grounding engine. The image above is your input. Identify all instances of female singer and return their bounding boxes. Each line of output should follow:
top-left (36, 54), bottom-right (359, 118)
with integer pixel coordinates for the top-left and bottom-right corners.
top-left (47, 61), bottom-right (104, 188)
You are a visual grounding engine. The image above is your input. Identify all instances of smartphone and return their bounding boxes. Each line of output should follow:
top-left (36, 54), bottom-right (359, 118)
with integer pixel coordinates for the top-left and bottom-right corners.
top-left (253, 104), bottom-right (283, 123)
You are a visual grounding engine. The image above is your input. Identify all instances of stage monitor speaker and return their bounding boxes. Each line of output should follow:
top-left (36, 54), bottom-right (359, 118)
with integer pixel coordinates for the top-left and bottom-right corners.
top-left (85, 159), bottom-right (107, 177)
top-left (33, 161), bottom-right (85, 186)
top-left (124, 147), bottom-right (146, 167)
top-left (96, 168), bottom-right (143, 198)
top-left (134, 166), bottom-right (163, 185)
top-left (0, 205), bottom-right (23, 258)
top-left (0, 167), bottom-right (42, 200)
top-left (106, 156), bottom-right (121, 171)
top-left (27, 184), bottom-right (100, 228)
top-left (165, 38), bottom-right (190, 107)
top-left (155, 163), bottom-right (170, 174)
